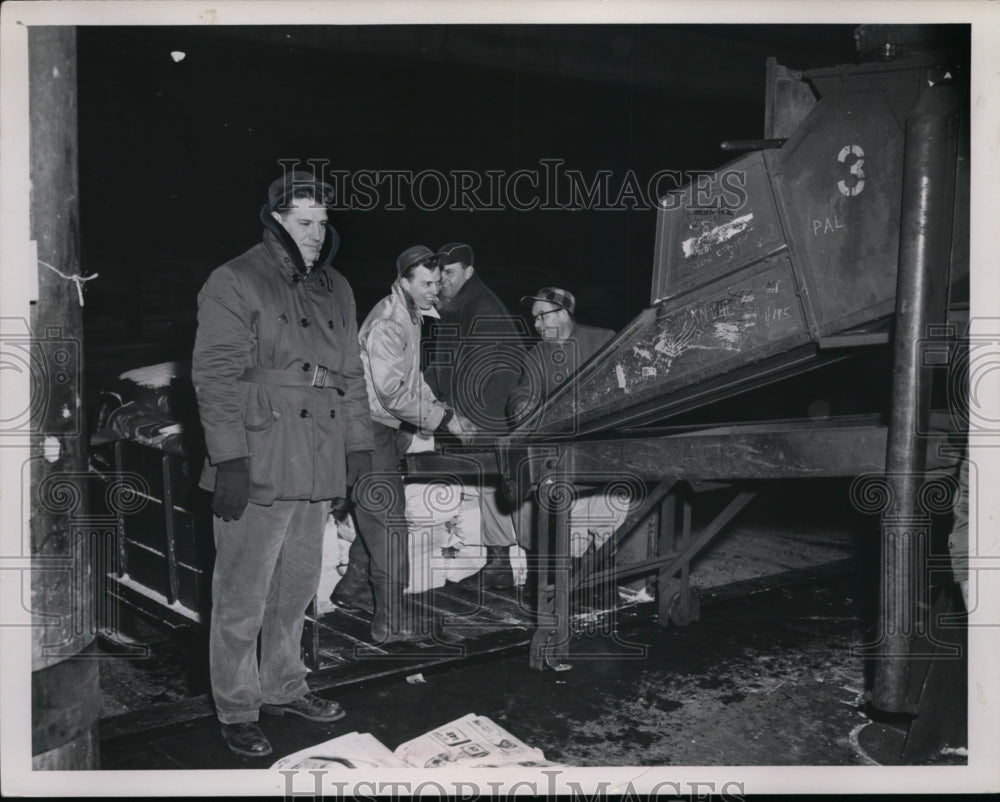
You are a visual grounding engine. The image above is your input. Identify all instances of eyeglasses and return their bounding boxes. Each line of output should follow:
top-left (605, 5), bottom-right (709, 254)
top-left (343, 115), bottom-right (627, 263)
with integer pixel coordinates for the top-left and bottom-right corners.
top-left (533, 309), bottom-right (563, 323)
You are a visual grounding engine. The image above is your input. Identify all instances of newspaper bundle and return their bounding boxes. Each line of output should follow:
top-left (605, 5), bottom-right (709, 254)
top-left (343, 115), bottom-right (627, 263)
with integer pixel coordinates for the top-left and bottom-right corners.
top-left (271, 714), bottom-right (562, 770)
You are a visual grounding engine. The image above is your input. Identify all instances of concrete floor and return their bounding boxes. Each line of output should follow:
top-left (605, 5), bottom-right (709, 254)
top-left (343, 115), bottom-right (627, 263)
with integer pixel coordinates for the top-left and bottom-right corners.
top-left (97, 572), bottom-right (968, 771)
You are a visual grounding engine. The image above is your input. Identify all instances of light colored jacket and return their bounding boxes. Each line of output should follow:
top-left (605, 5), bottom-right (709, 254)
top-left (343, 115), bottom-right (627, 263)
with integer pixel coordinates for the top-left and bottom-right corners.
top-left (359, 280), bottom-right (448, 432)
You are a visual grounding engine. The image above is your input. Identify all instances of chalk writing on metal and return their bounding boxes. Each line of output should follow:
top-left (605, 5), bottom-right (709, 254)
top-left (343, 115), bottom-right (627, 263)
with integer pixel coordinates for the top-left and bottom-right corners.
top-left (681, 212), bottom-right (755, 258)
top-left (812, 214), bottom-right (846, 235)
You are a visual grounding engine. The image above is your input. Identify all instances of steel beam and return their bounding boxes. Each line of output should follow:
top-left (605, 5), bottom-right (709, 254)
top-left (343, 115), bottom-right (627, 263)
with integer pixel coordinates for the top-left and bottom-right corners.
top-left (560, 422), bottom-right (893, 482)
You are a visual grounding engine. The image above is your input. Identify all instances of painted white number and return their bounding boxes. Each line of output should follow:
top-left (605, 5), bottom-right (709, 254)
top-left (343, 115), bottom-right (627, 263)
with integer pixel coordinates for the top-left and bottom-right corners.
top-left (837, 145), bottom-right (866, 196)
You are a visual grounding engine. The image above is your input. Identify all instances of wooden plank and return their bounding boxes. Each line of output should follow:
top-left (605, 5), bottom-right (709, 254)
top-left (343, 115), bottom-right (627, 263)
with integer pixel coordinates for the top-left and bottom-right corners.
top-left (425, 585), bottom-right (531, 629)
top-left (403, 450), bottom-right (498, 479)
top-left (100, 553), bottom-right (859, 745)
top-left (574, 479), bottom-right (677, 590)
top-left (310, 617), bottom-right (386, 654)
top-left (657, 492), bottom-right (677, 622)
top-left (698, 557), bottom-right (859, 604)
top-left (105, 580), bottom-right (201, 630)
top-left (588, 490), bottom-right (757, 585)
top-left (564, 425), bottom-right (892, 481)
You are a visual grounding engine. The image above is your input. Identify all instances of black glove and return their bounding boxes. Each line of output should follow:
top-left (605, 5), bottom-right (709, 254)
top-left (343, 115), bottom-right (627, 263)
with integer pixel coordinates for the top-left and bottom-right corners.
top-left (436, 408), bottom-right (455, 432)
top-left (346, 450), bottom-right (373, 488)
top-left (212, 458), bottom-right (249, 521)
top-left (330, 496), bottom-right (352, 519)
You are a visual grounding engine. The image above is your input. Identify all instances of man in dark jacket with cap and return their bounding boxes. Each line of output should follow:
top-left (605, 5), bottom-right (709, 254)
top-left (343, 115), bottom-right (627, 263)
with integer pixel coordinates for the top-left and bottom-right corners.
top-left (425, 243), bottom-right (526, 589)
top-left (508, 286), bottom-right (620, 594)
top-left (508, 286), bottom-right (614, 425)
top-left (192, 170), bottom-right (373, 758)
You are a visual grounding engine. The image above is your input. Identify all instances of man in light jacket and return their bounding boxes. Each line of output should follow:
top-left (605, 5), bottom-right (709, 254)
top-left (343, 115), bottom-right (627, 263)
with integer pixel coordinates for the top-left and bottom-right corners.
top-left (193, 170), bottom-right (373, 758)
top-left (347, 245), bottom-right (471, 643)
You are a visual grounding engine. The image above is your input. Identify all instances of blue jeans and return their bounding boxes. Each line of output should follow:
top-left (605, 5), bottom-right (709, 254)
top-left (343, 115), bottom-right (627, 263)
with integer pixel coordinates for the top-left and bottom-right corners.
top-left (210, 498), bottom-right (330, 724)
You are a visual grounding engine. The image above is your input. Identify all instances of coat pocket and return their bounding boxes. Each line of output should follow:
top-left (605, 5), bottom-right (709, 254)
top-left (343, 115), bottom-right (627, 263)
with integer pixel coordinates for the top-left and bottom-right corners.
top-left (243, 383), bottom-right (278, 432)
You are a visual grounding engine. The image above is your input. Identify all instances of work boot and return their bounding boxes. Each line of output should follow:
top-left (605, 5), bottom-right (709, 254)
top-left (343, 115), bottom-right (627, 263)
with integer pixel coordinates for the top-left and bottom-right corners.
top-left (330, 563), bottom-right (375, 616)
top-left (481, 545), bottom-right (514, 590)
top-left (220, 721), bottom-right (272, 758)
top-left (261, 692), bottom-right (346, 722)
top-left (370, 582), bottom-right (427, 644)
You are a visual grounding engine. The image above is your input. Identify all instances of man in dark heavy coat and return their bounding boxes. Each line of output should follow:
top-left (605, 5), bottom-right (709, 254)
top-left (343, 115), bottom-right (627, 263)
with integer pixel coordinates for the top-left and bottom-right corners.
top-left (193, 171), bottom-right (373, 757)
top-left (425, 243), bottom-right (526, 588)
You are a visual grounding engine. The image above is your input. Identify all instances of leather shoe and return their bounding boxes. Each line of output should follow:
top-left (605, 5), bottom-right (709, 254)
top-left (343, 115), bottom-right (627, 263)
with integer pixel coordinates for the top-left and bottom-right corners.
top-left (331, 582), bottom-right (375, 616)
top-left (261, 692), bottom-right (346, 722)
top-left (220, 721), bottom-right (272, 758)
top-left (482, 546), bottom-right (515, 590)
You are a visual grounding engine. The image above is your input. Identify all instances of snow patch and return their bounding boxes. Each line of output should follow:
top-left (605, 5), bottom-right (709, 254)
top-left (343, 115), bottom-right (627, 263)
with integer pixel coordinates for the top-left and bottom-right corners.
top-left (113, 572), bottom-right (201, 622)
top-left (615, 363), bottom-right (627, 391)
top-left (43, 436), bottom-right (60, 462)
top-left (118, 361), bottom-right (183, 389)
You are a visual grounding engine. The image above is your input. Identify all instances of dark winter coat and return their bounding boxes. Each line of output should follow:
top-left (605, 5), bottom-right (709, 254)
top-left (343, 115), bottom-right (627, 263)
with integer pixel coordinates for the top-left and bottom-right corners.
top-left (425, 273), bottom-right (526, 432)
top-left (193, 207), bottom-right (373, 504)
top-left (507, 323), bottom-right (615, 425)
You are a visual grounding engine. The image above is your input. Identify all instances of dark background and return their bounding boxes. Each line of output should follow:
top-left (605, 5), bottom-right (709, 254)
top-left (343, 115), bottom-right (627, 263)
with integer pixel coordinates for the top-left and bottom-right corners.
top-left (77, 23), bottom-right (860, 384)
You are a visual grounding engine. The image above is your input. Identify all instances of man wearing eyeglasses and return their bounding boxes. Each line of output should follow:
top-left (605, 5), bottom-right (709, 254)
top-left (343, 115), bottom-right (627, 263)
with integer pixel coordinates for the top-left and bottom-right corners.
top-left (508, 287), bottom-right (623, 585)
top-left (507, 287), bottom-right (614, 425)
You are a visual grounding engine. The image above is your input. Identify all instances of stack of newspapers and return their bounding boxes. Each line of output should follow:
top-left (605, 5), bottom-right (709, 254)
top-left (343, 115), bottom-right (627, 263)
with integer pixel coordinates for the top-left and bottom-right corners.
top-left (270, 713), bottom-right (562, 770)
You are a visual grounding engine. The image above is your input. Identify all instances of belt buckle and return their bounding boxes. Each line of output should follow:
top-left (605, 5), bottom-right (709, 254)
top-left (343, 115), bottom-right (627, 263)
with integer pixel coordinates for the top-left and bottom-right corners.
top-left (311, 364), bottom-right (329, 388)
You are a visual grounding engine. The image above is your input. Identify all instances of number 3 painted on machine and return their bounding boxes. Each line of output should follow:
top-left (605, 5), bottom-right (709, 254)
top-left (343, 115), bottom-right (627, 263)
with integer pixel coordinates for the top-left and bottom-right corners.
top-left (837, 145), bottom-right (866, 196)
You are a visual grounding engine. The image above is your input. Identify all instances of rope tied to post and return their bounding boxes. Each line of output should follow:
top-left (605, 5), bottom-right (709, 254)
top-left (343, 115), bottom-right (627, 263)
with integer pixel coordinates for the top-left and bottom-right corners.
top-left (38, 259), bottom-right (99, 307)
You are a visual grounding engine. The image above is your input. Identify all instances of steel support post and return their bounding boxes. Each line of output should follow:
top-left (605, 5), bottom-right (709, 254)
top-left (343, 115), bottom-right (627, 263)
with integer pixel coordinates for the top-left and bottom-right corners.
top-left (873, 86), bottom-right (959, 713)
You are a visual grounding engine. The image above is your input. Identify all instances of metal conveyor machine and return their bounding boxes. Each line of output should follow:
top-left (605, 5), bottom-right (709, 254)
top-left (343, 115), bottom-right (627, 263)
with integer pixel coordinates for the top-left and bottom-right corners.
top-left (405, 25), bottom-right (970, 721)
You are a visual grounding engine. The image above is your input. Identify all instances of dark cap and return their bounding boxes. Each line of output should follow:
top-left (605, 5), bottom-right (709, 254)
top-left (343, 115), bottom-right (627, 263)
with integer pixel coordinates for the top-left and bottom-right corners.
top-left (437, 242), bottom-right (474, 267)
top-left (396, 245), bottom-right (441, 277)
top-left (267, 170), bottom-right (334, 212)
top-left (520, 286), bottom-right (576, 315)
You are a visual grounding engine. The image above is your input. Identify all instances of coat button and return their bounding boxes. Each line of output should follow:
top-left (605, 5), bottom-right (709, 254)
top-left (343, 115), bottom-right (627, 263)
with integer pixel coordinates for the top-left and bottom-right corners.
top-left (328, 320), bottom-right (335, 329)
top-left (300, 409), bottom-right (311, 418)
top-left (302, 363), bottom-right (311, 371)
top-left (329, 409), bottom-right (337, 418)
top-left (300, 318), bottom-right (310, 327)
